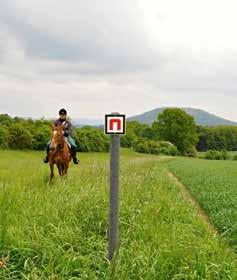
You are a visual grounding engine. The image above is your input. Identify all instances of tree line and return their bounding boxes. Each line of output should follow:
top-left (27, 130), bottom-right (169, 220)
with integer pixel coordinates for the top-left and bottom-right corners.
top-left (0, 114), bottom-right (109, 152)
top-left (0, 109), bottom-right (237, 155)
top-left (196, 125), bottom-right (237, 151)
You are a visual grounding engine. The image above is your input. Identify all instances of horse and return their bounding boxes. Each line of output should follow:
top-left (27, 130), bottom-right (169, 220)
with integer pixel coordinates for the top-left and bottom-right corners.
top-left (48, 124), bottom-right (72, 181)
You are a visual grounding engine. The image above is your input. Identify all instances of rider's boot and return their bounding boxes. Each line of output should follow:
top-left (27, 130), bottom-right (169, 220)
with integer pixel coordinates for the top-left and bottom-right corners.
top-left (71, 146), bottom-right (80, 164)
top-left (43, 144), bottom-right (50, 163)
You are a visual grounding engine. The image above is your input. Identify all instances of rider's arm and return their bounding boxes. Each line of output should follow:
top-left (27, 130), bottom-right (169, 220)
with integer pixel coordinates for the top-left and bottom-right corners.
top-left (63, 121), bottom-right (72, 137)
top-left (54, 119), bottom-right (60, 126)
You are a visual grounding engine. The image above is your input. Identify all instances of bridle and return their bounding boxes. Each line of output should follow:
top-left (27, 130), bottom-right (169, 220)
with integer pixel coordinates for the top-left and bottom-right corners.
top-left (51, 127), bottom-right (65, 152)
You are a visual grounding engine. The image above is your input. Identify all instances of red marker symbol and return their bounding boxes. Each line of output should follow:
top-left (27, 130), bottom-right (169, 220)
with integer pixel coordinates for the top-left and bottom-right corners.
top-left (109, 119), bottom-right (121, 131)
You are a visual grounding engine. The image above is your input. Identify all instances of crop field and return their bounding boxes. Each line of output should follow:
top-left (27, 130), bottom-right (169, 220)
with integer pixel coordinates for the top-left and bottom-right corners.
top-left (168, 157), bottom-right (237, 250)
top-left (0, 150), bottom-right (237, 279)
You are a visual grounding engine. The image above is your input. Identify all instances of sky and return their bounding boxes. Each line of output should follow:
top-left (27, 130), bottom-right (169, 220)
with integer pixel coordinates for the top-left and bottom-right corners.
top-left (0, 0), bottom-right (237, 121)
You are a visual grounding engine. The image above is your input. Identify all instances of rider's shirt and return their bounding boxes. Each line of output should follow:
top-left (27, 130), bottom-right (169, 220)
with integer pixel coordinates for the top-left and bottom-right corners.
top-left (54, 118), bottom-right (72, 137)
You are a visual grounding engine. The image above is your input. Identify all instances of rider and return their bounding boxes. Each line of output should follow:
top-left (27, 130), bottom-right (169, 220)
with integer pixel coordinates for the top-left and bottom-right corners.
top-left (43, 108), bottom-right (80, 164)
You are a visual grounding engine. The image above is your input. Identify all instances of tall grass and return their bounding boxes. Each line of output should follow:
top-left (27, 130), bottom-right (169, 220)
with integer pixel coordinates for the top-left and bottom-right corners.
top-left (0, 150), bottom-right (235, 279)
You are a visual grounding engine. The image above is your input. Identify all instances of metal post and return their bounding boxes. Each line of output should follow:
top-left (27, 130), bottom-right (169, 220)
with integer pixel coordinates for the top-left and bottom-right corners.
top-left (108, 134), bottom-right (120, 260)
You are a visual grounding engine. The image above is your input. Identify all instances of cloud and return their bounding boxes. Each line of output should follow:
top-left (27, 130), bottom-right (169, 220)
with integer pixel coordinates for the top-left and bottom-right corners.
top-left (0, 0), bottom-right (236, 121)
top-left (0, 0), bottom-right (160, 74)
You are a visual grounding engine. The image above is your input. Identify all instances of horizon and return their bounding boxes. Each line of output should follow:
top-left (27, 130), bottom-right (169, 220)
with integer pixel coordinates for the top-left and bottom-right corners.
top-left (2, 106), bottom-right (237, 124)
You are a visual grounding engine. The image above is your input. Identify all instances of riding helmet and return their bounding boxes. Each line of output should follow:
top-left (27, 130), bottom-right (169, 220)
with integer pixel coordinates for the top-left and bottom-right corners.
top-left (59, 108), bottom-right (67, 115)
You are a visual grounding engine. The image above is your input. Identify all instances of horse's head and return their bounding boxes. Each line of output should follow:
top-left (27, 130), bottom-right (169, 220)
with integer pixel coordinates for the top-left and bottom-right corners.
top-left (50, 124), bottom-right (65, 151)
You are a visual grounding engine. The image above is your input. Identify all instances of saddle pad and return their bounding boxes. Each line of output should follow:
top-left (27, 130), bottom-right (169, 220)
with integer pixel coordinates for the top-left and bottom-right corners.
top-left (64, 137), bottom-right (71, 148)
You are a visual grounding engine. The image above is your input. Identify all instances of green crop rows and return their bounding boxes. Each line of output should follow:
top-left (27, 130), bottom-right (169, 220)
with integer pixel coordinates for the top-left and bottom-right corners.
top-left (168, 157), bottom-right (237, 250)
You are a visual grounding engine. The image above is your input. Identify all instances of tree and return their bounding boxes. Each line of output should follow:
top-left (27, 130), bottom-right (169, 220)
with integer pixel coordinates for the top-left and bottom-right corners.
top-left (120, 121), bottom-right (155, 148)
top-left (0, 127), bottom-right (7, 147)
top-left (73, 126), bottom-right (110, 152)
top-left (120, 121), bottom-right (138, 148)
top-left (32, 127), bottom-right (51, 150)
top-left (120, 131), bottom-right (137, 148)
top-left (196, 126), bottom-right (237, 152)
top-left (0, 114), bottom-right (13, 127)
top-left (133, 139), bottom-right (178, 155)
top-left (7, 124), bottom-right (33, 149)
top-left (152, 108), bottom-right (198, 154)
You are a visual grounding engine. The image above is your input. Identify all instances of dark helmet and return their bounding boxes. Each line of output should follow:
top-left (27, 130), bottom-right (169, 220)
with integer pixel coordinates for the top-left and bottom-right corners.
top-left (59, 108), bottom-right (67, 115)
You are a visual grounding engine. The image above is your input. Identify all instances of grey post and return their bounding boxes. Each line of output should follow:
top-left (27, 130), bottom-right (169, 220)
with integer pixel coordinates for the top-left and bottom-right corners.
top-left (108, 116), bottom-right (120, 260)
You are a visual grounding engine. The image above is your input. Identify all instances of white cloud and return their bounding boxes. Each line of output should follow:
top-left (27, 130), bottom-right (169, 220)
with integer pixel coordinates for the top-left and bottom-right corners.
top-left (0, 0), bottom-right (237, 121)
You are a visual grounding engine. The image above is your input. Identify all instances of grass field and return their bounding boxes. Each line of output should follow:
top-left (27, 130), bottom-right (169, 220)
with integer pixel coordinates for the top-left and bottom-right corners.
top-left (0, 150), bottom-right (237, 279)
top-left (168, 157), bottom-right (237, 250)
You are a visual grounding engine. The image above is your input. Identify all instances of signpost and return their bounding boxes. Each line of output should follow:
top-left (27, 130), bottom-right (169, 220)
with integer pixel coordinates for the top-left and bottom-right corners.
top-left (105, 113), bottom-right (126, 260)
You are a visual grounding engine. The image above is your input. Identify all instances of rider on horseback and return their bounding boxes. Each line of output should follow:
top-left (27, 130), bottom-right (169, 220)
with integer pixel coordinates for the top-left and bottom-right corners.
top-left (43, 108), bottom-right (80, 164)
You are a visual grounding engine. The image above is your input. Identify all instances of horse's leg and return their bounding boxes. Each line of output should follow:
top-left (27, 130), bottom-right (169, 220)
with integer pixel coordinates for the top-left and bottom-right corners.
top-left (63, 163), bottom-right (69, 177)
top-left (62, 164), bottom-right (66, 177)
top-left (60, 144), bottom-right (71, 179)
top-left (63, 162), bottom-right (69, 176)
top-left (50, 163), bottom-right (54, 182)
top-left (60, 164), bottom-right (64, 177)
top-left (65, 145), bottom-right (71, 177)
top-left (57, 163), bottom-right (62, 176)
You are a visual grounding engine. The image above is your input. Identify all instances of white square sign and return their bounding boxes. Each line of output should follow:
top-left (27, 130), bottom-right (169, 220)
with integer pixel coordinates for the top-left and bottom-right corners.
top-left (105, 114), bottom-right (126, 134)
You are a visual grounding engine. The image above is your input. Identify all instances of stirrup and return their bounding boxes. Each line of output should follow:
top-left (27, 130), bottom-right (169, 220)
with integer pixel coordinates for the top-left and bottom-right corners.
top-left (43, 157), bottom-right (49, 163)
top-left (73, 158), bottom-right (80, 164)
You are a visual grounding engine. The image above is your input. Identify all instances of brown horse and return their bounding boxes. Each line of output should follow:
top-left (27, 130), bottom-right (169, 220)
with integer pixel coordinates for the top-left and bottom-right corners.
top-left (49, 124), bottom-right (71, 181)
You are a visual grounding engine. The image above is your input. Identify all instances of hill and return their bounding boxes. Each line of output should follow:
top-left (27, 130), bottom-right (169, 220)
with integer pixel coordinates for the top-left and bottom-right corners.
top-left (72, 118), bottom-right (102, 127)
top-left (128, 107), bottom-right (237, 126)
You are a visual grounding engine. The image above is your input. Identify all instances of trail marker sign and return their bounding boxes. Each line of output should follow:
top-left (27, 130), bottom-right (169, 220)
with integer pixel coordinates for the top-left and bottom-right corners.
top-left (105, 113), bottom-right (126, 261)
top-left (105, 114), bottom-right (126, 135)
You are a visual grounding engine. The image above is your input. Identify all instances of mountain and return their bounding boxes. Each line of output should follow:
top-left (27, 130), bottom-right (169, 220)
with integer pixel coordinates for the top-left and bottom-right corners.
top-left (128, 107), bottom-right (237, 126)
top-left (72, 118), bottom-right (102, 127)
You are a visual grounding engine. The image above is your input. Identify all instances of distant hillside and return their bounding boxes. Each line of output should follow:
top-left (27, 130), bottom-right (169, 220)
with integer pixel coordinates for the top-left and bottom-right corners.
top-left (128, 107), bottom-right (237, 126)
top-left (72, 118), bottom-right (102, 127)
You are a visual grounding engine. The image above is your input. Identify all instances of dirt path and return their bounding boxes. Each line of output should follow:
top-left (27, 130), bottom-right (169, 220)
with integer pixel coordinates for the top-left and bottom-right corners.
top-left (167, 171), bottom-right (218, 235)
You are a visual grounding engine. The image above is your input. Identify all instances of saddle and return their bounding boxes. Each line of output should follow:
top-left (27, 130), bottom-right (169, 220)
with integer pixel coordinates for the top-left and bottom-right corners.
top-left (64, 137), bottom-right (72, 157)
top-left (64, 137), bottom-right (71, 149)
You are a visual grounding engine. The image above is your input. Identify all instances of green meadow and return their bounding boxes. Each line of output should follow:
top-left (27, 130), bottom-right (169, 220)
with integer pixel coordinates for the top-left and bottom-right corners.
top-left (0, 149), bottom-right (237, 279)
